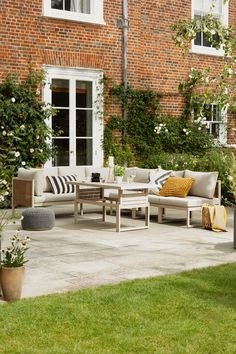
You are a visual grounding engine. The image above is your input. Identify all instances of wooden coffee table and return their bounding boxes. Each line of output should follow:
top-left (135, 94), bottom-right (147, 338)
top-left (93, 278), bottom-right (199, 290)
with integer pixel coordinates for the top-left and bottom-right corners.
top-left (67, 181), bottom-right (150, 232)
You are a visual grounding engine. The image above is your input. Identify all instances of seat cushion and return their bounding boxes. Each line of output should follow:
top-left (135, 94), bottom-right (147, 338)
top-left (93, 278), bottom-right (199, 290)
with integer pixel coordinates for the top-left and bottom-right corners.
top-left (148, 195), bottom-right (215, 208)
top-left (184, 170), bottom-right (218, 199)
top-left (34, 192), bottom-right (75, 203)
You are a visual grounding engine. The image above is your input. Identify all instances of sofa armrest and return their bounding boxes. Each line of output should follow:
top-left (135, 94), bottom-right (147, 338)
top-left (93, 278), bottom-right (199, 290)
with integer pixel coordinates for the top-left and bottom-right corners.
top-left (12, 177), bottom-right (34, 210)
top-left (214, 180), bottom-right (221, 203)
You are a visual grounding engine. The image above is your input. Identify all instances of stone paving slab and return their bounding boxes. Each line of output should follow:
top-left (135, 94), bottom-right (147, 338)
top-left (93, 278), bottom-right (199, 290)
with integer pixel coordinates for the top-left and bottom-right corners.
top-left (1, 205), bottom-right (235, 299)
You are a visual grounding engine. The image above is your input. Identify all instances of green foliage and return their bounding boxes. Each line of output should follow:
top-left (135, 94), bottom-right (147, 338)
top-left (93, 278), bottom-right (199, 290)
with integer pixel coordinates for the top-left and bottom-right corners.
top-left (114, 165), bottom-right (126, 177)
top-left (0, 69), bottom-right (55, 204)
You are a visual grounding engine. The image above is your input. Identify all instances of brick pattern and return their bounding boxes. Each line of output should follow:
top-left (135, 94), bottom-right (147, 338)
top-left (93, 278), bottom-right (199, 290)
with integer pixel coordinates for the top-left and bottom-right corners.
top-left (0, 0), bottom-right (235, 143)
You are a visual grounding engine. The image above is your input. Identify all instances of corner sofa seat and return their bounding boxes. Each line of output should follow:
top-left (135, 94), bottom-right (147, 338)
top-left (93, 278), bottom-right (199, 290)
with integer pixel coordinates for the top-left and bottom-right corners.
top-left (12, 166), bottom-right (221, 228)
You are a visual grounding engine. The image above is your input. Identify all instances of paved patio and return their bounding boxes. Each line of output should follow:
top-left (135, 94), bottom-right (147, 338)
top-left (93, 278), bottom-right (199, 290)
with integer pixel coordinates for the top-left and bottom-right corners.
top-left (2, 205), bottom-right (236, 299)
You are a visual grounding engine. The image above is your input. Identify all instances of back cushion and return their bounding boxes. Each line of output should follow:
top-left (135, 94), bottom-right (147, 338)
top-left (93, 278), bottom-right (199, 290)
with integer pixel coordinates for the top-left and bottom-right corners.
top-left (18, 168), bottom-right (44, 196)
top-left (58, 166), bottom-right (86, 180)
top-left (43, 167), bottom-right (59, 192)
top-left (184, 170), bottom-right (218, 199)
top-left (134, 168), bottom-right (159, 183)
top-left (171, 170), bottom-right (185, 178)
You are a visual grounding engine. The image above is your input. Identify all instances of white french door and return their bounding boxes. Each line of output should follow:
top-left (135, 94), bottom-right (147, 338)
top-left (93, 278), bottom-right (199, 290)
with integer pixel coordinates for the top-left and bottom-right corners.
top-left (44, 67), bottom-right (103, 167)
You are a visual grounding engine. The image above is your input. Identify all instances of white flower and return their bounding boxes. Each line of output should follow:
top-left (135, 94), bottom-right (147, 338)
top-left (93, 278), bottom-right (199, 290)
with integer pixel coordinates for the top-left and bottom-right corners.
top-left (186, 132), bottom-right (189, 135)
top-left (165, 129), bottom-right (168, 133)
top-left (15, 151), bottom-right (20, 157)
top-left (11, 97), bottom-right (16, 103)
top-left (39, 149), bottom-right (43, 153)
top-left (1, 180), bottom-right (7, 185)
top-left (183, 128), bottom-right (187, 132)
top-left (36, 135), bottom-right (39, 140)
top-left (0, 196), bottom-right (4, 202)
top-left (1, 126), bottom-right (4, 129)
top-left (7, 132), bottom-right (13, 136)
top-left (228, 175), bottom-right (233, 181)
top-left (4, 191), bottom-right (9, 196)
top-left (21, 161), bottom-right (26, 166)
top-left (210, 29), bottom-right (216, 35)
top-left (20, 124), bottom-right (25, 130)
top-left (30, 148), bottom-right (34, 153)
top-left (228, 68), bottom-right (234, 75)
top-left (198, 127), bottom-right (202, 131)
top-left (2, 131), bottom-right (6, 136)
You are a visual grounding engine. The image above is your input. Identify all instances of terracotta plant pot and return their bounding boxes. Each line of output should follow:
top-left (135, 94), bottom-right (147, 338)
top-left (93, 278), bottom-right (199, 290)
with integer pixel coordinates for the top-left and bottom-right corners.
top-left (0, 266), bottom-right (25, 302)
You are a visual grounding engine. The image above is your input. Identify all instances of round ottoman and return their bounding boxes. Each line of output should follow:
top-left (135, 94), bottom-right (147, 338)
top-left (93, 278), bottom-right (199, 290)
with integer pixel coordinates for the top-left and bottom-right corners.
top-left (21, 208), bottom-right (55, 231)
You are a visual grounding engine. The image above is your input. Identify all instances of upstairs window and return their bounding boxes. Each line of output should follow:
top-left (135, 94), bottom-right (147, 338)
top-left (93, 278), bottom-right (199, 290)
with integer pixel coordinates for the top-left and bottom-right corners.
top-left (44, 0), bottom-right (104, 25)
top-left (192, 0), bottom-right (228, 56)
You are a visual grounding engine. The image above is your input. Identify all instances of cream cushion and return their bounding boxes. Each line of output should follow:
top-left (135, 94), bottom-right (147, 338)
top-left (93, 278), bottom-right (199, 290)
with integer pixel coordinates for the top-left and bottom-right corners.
top-left (148, 195), bottom-right (217, 207)
top-left (184, 170), bottom-right (218, 199)
top-left (18, 168), bottom-right (45, 196)
top-left (58, 166), bottom-right (85, 180)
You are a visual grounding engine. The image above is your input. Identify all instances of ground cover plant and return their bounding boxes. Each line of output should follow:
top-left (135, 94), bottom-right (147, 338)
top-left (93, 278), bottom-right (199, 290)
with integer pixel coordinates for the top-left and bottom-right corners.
top-left (0, 263), bottom-right (236, 353)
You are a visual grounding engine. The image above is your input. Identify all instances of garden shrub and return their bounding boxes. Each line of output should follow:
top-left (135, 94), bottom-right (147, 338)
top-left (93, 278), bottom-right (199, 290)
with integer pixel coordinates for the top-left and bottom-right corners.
top-left (0, 69), bottom-right (55, 206)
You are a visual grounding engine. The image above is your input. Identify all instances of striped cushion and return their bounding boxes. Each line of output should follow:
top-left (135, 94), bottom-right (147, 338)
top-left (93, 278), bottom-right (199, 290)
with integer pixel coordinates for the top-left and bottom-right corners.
top-left (148, 170), bottom-right (172, 195)
top-left (47, 174), bottom-right (77, 194)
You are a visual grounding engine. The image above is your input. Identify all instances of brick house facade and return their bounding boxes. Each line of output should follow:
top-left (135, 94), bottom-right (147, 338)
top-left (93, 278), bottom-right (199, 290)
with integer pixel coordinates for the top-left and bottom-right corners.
top-left (0, 0), bottom-right (235, 166)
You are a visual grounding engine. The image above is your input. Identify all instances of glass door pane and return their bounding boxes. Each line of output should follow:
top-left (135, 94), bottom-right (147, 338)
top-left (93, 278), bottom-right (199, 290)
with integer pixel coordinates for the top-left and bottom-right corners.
top-left (76, 80), bottom-right (93, 165)
top-left (52, 79), bottom-right (70, 166)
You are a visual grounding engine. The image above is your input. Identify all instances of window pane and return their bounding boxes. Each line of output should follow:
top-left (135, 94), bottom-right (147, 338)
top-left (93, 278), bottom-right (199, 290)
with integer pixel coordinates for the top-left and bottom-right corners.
top-left (76, 81), bottom-right (92, 108)
top-left (203, 33), bottom-right (211, 47)
top-left (51, 0), bottom-right (63, 9)
top-left (211, 123), bottom-right (220, 138)
top-left (52, 79), bottom-right (69, 107)
top-left (69, 0), bottom-right (91, 14)
top-left (76, 139), bottom-right (92, 165)
top-left (76, 110), bottom-right (92, 137)
top-left (52, 109), bottom-right (69, 136)
top-left (194, 31), bottom-right (202, 46)
top-left (52, 139), bottom-right (70, 166)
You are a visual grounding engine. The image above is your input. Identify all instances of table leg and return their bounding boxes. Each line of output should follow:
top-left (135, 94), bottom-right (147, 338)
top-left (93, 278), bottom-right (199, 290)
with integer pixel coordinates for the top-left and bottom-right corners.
top-left (102, 204), bottom-right (106, 222)
top-left (116, 204), bottom-right (121, 232)
top-left (145, 206), bottom-right (149, 227)
top-left (74, 200), bottom-right (78, 224)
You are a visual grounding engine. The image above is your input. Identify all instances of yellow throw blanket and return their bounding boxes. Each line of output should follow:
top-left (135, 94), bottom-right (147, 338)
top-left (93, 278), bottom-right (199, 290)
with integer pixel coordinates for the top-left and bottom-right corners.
top-left (201, 204), bottom-right (227, 232)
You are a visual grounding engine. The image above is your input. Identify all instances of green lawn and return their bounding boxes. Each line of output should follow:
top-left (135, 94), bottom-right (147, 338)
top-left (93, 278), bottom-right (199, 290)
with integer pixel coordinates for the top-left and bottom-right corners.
top-left (1, 263), bottom-right (236, 354)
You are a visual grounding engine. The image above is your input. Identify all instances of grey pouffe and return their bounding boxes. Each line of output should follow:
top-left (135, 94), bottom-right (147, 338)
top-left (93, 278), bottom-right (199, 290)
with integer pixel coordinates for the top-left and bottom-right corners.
top-left (21, 208), bottom-right (55, 231)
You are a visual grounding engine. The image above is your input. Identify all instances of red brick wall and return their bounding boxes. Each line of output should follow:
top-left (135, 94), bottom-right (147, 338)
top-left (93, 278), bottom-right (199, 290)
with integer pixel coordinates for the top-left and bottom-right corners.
top-left (0, 0), bottom-right (235, 143)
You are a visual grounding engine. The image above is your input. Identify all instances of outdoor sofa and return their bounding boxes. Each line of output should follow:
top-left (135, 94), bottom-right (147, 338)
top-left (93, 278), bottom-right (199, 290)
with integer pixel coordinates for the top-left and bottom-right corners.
top-left (12, 166), bottom-right (221, 227)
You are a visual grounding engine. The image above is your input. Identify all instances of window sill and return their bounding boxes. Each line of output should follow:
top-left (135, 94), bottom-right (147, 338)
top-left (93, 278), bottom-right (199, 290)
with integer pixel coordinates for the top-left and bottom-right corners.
top-left (190, 46), bottom-right (224, 57)
top-left (43, 11), bottom-right (105, 26)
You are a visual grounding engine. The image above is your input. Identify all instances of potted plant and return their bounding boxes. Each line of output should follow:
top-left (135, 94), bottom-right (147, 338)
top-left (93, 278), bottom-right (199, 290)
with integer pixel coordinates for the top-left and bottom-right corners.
top-left (0, 230), bottom-right (30, 302)
top-left (114, 165), bottom-right (126, 184)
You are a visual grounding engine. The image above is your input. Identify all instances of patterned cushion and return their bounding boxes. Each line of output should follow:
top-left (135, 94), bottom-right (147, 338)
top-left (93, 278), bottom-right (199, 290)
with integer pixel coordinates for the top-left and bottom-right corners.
top-left (159, 177), bottom-right (195, 197)
top-left (47, 174), bottom-right (77, 194)
top-left (148, 170), bottom-right (172, 194)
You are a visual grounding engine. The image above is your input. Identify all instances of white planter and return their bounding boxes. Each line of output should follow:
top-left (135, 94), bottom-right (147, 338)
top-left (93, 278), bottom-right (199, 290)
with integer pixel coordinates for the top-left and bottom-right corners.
top-left (115, 176), bottom-right (123, 184)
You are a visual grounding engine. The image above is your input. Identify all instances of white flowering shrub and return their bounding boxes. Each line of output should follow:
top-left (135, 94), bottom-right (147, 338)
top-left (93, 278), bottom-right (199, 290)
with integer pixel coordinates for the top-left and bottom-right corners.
top-left (0, 69), bottom-right (55, 205)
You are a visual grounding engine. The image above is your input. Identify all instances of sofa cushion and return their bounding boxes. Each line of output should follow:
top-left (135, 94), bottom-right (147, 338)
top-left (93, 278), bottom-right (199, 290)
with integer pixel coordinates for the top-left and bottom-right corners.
top-left (171, 170), bottom-right (185, 178)
top-left (184, 170), bottom-right (218, 199)
top-left (159, 177), bottom-right (194, 198)
top-left (47, 174), bottom-right (77, 194)
top-left (34, 192), bottom-right (75, 204)
top-left (58, 166), bottom-right (86, 180)
top-left (43, 167), bottom-right (59, 192)
top-left (148, 170), bottom-right (172, 194)
top-left (134, 168), bottom-right (159, 183)
top-left (18, 168), bottom-right (45, 196)
top-left (148, 195), bottom-right (215, 208)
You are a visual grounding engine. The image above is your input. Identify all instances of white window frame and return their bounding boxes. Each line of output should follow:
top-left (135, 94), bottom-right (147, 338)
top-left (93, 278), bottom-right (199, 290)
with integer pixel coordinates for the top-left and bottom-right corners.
top-left (191, 0), bottom-right (228, 56)
top-left (43, 0), bottom-right (105, 25)
top-left (43, 66), bottom-right (104, 167)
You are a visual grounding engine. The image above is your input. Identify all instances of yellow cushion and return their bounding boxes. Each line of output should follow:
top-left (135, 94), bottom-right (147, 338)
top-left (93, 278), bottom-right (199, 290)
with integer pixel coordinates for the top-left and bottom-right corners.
top-left (159, 177), bottom-right (195, 197)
